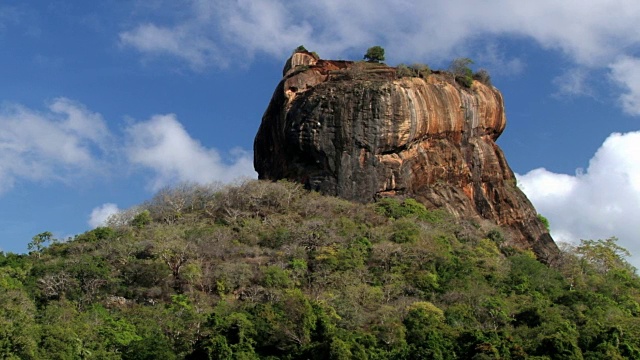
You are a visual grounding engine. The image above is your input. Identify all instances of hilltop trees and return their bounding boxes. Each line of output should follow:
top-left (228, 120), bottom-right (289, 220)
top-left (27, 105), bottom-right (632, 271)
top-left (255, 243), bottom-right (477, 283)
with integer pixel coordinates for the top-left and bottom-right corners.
top-left (0, 180), bottom-right (639, 358)
top-left (27, 231), bottom-right (54, 257)
top-left (364, 46), bottom-right (385, 63)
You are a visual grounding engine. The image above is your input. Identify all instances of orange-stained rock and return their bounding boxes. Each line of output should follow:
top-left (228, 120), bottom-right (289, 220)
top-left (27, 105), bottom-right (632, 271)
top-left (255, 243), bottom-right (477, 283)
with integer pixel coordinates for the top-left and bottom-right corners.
top-left (254, 54), bottom-right (558, 262)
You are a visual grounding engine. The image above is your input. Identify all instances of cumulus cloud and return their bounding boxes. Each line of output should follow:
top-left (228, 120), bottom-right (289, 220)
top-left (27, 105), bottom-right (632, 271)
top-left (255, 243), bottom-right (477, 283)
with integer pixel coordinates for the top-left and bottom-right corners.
top-left (517, 131), bottom-right (640, 265)
top-left (0, 98), bottom-right (110, 192)
top-left (125, 113), bottom-right (256, 190)
top-left (0, 99), bottom-right (254, 194)
top-left (89, 203), bottom-right (120, 228)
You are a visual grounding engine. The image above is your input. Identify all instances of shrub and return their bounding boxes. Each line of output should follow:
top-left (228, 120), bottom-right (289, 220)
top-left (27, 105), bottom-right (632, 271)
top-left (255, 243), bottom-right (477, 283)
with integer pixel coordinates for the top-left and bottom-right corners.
top-left (376, 197), bottom-right (410, 219)
top-left (72, 227), bottom-right (116, 245)
top-left (449, 58), bottom-right (474, 88)
top-left (486, 229), bottom-right (505, 245)
top-left (396, 63), bottom-right (431, 79)
top-left (263, 266), bottom-right (292, 288)
top-left (411, 63), bottom-right (431, 78)
top-left (473, 68), bottom-right (492, 86)
top-left (376, 197), bottom-right (446, 224)
top-left (537, 214), bottom-right (550, 231)
top-left (131, 210), bottom-right (151, 229)
top-left (391, 219), bottom-right (421, 243)
top-left (396, 64), bottom-right (413, 78)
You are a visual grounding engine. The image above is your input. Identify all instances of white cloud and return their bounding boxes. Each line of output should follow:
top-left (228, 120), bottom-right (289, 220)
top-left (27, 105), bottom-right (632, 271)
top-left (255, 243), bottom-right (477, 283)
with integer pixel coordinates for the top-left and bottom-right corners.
top-left (120, 0), bottom-right (640, 66)
top-left (475, 43), bottom-right (525, 77)
top-left (609, 56), bottom-right (640, 116)
top-left (553, 68), bottom-right (595, 98)
top-left (89, 203), bottom-right (120, 228)
top-left (517, 131), bottom-right (640, 266)
top-left (119, 23), bottom-right (222, 69)
top-left (119, 0), bottom-right (640, 112)
top-left (0, 98), bottom-right (110, 192)
top-left (125, 113), bottom-right (256, 190)
top-left (0, 99), bottom-right (254, 194)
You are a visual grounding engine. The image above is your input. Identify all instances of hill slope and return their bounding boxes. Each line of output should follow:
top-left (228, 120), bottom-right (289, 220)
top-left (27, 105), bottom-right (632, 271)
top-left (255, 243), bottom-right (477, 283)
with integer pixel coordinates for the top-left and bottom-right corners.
top-left (1, 180), bottom-right (639, 359)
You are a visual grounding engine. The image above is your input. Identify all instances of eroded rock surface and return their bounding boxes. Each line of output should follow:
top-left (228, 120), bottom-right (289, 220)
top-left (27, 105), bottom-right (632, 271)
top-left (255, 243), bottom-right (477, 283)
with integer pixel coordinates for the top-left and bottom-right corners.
top-left (254, 52), bottom-right (558, 261)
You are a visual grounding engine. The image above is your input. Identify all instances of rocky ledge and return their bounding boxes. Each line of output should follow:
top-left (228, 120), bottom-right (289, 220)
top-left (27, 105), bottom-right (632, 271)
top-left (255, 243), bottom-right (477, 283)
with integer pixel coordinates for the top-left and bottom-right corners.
top-left (254, 51), bottom-right (558, 262)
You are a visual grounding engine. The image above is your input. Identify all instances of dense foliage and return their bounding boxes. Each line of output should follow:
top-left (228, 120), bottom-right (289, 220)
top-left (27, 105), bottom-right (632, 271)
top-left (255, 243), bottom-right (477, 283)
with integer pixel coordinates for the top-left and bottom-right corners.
top-left (364, 46), bottom-right (385, 63)
top-left (1, 180), bottom-right (639, 359)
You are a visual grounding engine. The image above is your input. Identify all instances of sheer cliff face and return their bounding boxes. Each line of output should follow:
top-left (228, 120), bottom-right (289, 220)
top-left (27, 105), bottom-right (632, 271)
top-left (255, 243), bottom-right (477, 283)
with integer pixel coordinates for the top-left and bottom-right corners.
top-left (254, 52), bottom-right (558, 261)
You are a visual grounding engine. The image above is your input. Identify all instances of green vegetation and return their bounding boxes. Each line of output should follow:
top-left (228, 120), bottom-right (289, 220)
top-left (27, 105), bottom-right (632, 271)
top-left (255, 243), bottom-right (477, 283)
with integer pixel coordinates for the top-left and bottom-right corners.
top-left (449, 58), bottom-right (493, 88)
top-left (450, 58), bottom-right (475, 88)
top-left (27, 231), bottom-right (54, 258)
top-left (1, 180), bottom-right (639, 359)
top-left (538, 214), bottom-right (550, 231)
top-left (364, 46), bottom-right (385, 63)
top-left (396, 63), bottom-right (431, 79)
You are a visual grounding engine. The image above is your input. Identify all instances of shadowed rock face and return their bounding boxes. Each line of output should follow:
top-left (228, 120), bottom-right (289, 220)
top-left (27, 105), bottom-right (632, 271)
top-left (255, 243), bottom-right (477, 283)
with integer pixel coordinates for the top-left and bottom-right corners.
top-left (254, 52), bottom-right (558, 262)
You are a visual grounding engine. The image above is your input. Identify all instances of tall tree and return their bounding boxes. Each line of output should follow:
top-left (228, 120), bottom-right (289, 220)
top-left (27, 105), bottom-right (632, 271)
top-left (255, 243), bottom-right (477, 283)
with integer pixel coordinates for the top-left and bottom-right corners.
top-left (364, 46), bottom-right (385, 63)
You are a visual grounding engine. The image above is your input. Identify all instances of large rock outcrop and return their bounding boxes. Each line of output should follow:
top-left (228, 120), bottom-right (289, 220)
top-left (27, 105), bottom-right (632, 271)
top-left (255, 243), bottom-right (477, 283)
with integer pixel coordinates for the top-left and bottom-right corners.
top-left (254, 52), bottom-right (558, 262)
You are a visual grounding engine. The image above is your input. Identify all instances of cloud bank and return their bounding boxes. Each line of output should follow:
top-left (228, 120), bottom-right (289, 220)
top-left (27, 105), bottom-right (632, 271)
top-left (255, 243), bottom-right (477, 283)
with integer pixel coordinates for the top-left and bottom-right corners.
top-left (120, 0), bottom-right (640, 64)
top-left (517, 131), bottom-right (640, 264)
top-left (0, 99), bottom-right (255, 194)
top-left (119, 0), bottom-right (640, 111)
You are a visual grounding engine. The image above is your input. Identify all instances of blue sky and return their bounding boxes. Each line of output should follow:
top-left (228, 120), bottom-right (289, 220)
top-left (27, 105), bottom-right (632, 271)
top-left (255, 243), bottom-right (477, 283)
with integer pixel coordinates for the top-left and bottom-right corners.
top-left (1, 1), bottom-right (639, 264)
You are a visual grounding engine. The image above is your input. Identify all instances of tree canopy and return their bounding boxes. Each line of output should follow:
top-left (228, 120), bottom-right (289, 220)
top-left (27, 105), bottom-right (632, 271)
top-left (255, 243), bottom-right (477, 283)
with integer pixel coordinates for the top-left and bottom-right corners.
top-left (364, 46), bottom-right (385, 62)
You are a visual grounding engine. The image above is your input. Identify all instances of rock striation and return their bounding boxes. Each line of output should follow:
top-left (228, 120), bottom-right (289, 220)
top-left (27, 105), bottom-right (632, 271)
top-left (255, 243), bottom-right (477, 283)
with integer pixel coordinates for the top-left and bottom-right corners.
top-left (254, 51), bottom-right (558, 262)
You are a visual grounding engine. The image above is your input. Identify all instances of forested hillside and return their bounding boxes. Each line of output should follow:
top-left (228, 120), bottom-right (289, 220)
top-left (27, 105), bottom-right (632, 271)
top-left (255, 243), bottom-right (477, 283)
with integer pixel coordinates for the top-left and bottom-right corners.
top-left (1, 180), bottom-right (639, 359)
